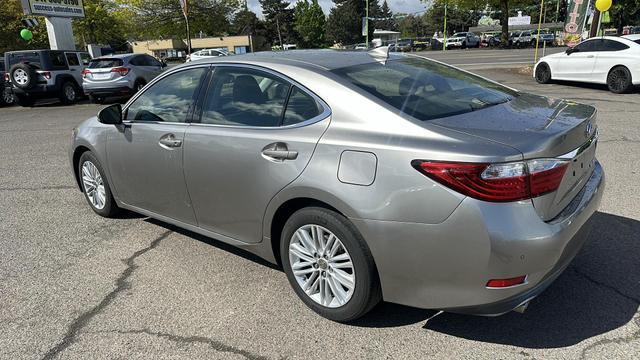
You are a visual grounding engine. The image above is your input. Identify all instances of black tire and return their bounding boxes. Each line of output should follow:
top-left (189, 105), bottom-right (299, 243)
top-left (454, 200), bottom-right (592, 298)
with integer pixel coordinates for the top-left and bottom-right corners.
top-left (280, 207), bottom-right (381, 322)
top-left (14, 94), bottom-right (35, 107)
top-left (77, 151), bottom-right (120, 217)
top-left (607, 66), bottom-right (633, 94)
top-left (89, 94), bottom-right (104, 104)
top-left (535, 62), bottom-right (552, 84)
top-left (59, 81), bottom-right (79, 104)
top-left (9, 63), bottom-right (37, 90)
top-left (0, 87), bottom-right (14, 107)
top-left (134, 79), bottom-right (146, 92)
top-left (461, 41), bottom-right (467, 49)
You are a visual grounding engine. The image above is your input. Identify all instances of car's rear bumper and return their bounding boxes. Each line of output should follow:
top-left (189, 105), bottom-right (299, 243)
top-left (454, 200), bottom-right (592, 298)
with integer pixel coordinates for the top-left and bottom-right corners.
top-left (11, 83), bottom-right (60, 97)
top-left (83, 86), bottom-right (134, 97)
top-left (351, 160), bottom-right (604, 315)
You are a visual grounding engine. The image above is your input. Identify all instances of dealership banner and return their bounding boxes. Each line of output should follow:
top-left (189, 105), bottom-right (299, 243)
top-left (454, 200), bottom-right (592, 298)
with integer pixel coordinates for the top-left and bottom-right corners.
top-left (21, 0), bottom-right (85, 18)
top-left (563, 0), bottom-right (591, 47)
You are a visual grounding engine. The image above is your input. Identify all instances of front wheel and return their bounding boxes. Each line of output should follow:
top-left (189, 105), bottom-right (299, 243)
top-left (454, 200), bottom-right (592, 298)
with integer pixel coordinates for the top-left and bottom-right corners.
top-left (607, 66), bottom-right (633, 94)
top-left (280, 207), bottom-right (381, 322)
top-left (535, 63), bottom-right (552, 84)
top-left (78, 151), bottom-right (120, 217)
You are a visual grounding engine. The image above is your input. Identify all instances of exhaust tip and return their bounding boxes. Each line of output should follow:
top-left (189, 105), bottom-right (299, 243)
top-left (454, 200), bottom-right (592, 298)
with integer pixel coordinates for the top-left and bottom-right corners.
top-left (513, 301), bottom-right (529, 314)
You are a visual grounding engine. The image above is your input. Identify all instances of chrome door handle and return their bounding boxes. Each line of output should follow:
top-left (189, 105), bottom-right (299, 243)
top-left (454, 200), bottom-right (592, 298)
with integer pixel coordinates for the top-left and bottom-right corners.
top-left (261, 142), bottom-right (298, 161)
top-left (586, 55), bottom-right (595, 58)
top-left (159, 133), bottom-right (182, 149)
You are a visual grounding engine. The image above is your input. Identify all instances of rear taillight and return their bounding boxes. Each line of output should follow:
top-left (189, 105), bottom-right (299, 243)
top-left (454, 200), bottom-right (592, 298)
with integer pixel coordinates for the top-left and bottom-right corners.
top-left (111, 67), bottom-right (130, 76)
top-left (3, 73), bottom-right (8, 82)
top-left (81, 68), bottom-right (91, 78)
top-left (41, 71), bottom-right (51, 80)
top-left (413, 159), bottom-right (569, 202)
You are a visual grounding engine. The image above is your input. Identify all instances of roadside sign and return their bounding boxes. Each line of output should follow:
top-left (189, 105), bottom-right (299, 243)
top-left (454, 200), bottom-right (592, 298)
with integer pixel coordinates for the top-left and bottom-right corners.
top-left (20, 0), bottom-right (85, 18)
top-left (563, 0), bottom-right (591, 47)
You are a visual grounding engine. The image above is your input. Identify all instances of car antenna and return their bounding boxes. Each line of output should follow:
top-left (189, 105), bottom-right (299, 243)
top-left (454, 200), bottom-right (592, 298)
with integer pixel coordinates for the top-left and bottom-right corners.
top-left (367, 46), bottom-right (390, 65)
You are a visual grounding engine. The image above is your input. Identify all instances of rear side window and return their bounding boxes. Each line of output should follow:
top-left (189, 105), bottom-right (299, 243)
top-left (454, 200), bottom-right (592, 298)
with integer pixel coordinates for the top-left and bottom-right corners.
top-left (126, 67), bottom-right (206, 123)
top-left (283, 87), bottom-right (323, 126)
top-left (89, 59), bottom-right (123, 68)
top-left (332, 57), bottom-right (517, 121)
top-left (601, 39), bottom-right (629, 51)
top-left (202, 67), bottom-right (291, 127)
top-left (7, 52), bottom-right (42, 69)
top-left (66, 53), bottom-right (80, 66)
top-left (49, 51), bottom-right (67, 68)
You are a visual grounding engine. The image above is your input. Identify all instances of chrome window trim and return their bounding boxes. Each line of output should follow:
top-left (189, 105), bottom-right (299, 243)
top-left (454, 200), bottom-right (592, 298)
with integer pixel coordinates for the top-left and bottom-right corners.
top-left (191, 62), bottom-right (332, 130)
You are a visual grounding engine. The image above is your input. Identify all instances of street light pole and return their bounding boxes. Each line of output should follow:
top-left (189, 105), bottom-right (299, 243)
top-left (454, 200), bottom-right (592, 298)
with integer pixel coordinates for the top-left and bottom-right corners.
top-left (366, 0), bottom-right (369, 47)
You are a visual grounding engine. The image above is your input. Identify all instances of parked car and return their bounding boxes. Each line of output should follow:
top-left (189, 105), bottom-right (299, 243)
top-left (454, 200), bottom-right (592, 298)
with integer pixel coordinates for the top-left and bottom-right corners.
top-left (445, 32), bottom-right (480, 49)
top-left (535, 36), bottom-right (640, 93)
top-left (391, 39), bottom-right (413, 52)
top-left (185, 48), bottom-right (230, 62)
top-left (71, 48), bottom-right (603, 322)
top-left (622, 33), bottom-right (640, 44)
top-left (5, 49), bottom-right (91, 106)
top-left (530, 30), bottom-right (555, 47)
top-left (481, 32), bottom-right (502, 47)
top-left (509, 31), bottom-right (533, 48)
top-left (354, 43), bottom-right (368, 50)
top-left (412, 38), bottom-right (430, 51)
top-left (82, 53), bottom-right (166, 103)
top-left (1, 57), bottom-right (15, 107)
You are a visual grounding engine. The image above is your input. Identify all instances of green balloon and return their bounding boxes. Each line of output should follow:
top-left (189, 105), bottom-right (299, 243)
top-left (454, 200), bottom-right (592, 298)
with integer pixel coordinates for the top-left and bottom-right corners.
top-left (20, 29), bottom-right (33, 41)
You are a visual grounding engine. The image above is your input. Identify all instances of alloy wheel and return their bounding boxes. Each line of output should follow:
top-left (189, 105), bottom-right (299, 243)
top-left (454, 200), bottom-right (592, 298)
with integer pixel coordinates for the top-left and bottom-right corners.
top-left (2, 88), bottom-right (14, 104)
top-left (608, 69), bottom-right (627, 92)
top-left (65, 84), bottom-right (76, 101)
top-left (288, 224), bottom-right (355, 308)
top-left (81, 161), bottom-right (106, 210)
top-left (13, 69), bottom-right (28, 85)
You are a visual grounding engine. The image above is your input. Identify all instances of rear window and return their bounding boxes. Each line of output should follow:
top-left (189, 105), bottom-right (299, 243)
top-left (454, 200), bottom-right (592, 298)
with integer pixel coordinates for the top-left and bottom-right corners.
top-left (7, 52), bottom-right (42, 69)
top-left (89, 58), bottom-right (124, 68)
top-left (332, 57), bottom-right (517, 121)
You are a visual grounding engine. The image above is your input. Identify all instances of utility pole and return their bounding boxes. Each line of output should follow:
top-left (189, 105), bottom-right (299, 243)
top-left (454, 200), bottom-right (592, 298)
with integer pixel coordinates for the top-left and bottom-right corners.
top-left (179, 0), bottom-right (191, 55)
top-left (366, 0), bottom-right (369, 47)
top-left (276, 16), bottom-right (283, 49)
top-left (443, 2), bottom-right (448, 52)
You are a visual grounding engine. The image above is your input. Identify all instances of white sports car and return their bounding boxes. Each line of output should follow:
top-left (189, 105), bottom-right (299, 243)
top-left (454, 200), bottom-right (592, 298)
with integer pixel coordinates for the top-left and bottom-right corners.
top-left (534, 36), bottom-right (640, 93)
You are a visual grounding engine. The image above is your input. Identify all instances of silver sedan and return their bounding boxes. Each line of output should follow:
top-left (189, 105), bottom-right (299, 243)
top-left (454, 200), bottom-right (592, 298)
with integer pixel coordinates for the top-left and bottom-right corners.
top-left (70, 48), bottom-right (604, 322)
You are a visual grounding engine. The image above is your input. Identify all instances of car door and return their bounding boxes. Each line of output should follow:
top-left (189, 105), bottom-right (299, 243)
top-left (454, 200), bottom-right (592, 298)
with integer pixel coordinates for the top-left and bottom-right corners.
top-left (65, 52), bottom-right (84, 85)
top-left (592, 39), bottom-right (631, 83)
top-left (183, 65), bottom-right (331, 244)
top-left (106, 66), bottom-right (208, 224)
top-left (554, 40), bottom-right (598, 81)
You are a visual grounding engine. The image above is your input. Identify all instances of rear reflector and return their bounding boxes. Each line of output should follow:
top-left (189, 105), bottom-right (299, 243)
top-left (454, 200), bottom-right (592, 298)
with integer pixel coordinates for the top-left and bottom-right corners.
top-left (486, 276), bottom-right (527, 288)
top-left (412, 159), bottom-right (569, 202)
top-left (81, 69), bottom-right (91, 78)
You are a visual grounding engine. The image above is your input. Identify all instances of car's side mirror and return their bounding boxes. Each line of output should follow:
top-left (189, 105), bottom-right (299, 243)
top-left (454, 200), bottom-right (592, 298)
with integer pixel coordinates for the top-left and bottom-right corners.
top-left (98, 104), bottom-right (122, 125)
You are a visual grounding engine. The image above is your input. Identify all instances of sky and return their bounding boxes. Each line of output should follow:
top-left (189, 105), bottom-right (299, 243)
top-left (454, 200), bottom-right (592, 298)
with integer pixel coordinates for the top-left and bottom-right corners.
top-left (245, 0), bottom-right (430, 18)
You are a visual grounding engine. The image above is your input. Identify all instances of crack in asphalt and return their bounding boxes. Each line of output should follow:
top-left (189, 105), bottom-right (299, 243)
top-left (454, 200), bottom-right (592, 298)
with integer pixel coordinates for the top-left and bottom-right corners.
top-left (571, 266), bottom-right (640, 305)
top-left (40, 230), bottom-right (172, 360)
top-left (102, 328), bottom-right (271, 360)
top-left (579, 328), bottom-right (640, 359)
top-left (0, 185), bottom-right (76, 192)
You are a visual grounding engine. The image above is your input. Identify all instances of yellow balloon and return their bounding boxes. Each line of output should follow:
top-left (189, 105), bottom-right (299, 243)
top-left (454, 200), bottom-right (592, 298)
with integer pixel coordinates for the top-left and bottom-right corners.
top-left (595, 0), bottom-right (612, 12)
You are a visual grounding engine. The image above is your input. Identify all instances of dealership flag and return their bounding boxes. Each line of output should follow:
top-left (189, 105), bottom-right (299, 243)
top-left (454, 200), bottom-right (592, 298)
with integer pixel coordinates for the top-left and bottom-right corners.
top-left (563, 0), bottom-right (591, 47)
top-left (179, 0), bottom-right (188, 16)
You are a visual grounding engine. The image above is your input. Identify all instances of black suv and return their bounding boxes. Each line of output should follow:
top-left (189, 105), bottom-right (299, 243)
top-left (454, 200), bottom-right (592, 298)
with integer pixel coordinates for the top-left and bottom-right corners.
top-left (4, 49), bottom-right (91, 106)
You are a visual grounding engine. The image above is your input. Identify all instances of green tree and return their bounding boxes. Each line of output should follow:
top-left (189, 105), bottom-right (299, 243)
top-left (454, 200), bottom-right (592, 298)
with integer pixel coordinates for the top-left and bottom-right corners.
top-left (326, 0), bottom-right (366, 46)
top-left (0, 0), bottom-right (49, 53)
top-left (73, 0), bottom-right (127, 49)
top-left (260, 0), bottom-right (297, 46)
top-left (377, 0), bottom-right (397, 31)
top-left (294, 0), bottom-right (326, 48)
top-left (231, 4), bottom-right (270, 51)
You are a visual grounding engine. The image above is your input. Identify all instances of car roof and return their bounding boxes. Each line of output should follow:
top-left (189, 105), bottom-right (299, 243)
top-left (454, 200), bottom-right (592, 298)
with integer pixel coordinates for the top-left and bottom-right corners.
top-left (584, 35), bottom-right (638, 46)
top-left (192, 49), bottom-right (407, 71)
top-left (92, 53), bottom-right (140, 60)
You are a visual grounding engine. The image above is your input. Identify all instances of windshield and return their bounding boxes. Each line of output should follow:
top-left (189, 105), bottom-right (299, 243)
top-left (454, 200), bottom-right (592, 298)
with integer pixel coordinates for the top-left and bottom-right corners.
top-left (89, 58), bottom-right (124, 68)
top-left (332, 56), bottom-right (517, 121)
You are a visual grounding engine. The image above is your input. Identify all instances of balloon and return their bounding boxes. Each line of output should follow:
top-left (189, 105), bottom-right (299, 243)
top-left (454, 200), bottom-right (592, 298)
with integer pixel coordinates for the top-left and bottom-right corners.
top-left (20, 29), bottom-right (33, 41)
top-left (595, 0), bottom-right (612, 12)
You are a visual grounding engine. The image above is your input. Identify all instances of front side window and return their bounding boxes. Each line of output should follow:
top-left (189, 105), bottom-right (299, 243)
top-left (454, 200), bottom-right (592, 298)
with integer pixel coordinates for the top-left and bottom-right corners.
top-left (574, 40), bottom-right (595, 52)
top-left (201, 67), bottom-right (291, 127)
top-left (126, 67), bottom-right (206, 123)
top-left (65, 53), bottom-right (80, 66)
top-left (332, 57), bottom-right (517, 121)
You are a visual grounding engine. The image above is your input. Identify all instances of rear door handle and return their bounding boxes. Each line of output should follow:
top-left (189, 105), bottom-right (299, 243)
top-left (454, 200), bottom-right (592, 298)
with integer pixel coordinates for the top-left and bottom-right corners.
top-left (159, 133), bottom-right (182, 149)
top-left (261, 142), bottom-right (298, 161)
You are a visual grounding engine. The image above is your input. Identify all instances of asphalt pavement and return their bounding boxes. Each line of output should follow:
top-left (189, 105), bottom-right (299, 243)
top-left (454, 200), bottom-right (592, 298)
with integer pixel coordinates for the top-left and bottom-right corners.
top-left (0, 65), bottom-right (638, 359)
top-left (416, 46), bottom-right (566, 69)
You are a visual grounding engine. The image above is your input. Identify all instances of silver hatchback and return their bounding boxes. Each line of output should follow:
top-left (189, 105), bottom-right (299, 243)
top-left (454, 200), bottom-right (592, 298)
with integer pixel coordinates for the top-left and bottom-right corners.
top-left (82, 53), bottom-right (165, 103)
top-left (70, 49), bottom-right (604, 322)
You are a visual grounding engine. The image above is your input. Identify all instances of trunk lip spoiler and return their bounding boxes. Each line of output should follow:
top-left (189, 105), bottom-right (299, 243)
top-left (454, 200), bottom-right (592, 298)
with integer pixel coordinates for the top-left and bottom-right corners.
top-left (557, 129), bottom-right (598, 160)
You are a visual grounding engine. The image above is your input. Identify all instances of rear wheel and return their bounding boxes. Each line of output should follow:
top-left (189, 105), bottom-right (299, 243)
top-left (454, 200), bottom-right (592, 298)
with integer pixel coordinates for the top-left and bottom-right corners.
top-left (535, 62), bottom-right (552, 84)
top-left (607, 66), bottom-right (633, 94)
top-left (0, 87), bottom-right (14, 106)
top-left (280, 207), bottom-right (381, 322)
top-left (59, 81), bottom-right (78, 104)
top-left (78, 151), bottom-right (120, 217)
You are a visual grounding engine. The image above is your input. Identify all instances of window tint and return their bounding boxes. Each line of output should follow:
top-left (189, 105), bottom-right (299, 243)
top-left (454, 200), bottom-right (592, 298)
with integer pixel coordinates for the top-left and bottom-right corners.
top-left (126, 68), bottom-right (206, 123)
top-left (49, 51), bottom-right (67, 68)
top-left (574, 40), bottom-right (595, 52)
top-left (89, 58), bottom-right (124, 68)
top-left (332, 57), bottom-right (516, 121)
top-left (202, 67), bottom-right (291, 127)
top-left (129, 56), bottom-right (142, 66)
top-left (79, 53), bottom-right (92, 66)
top-left (601, 39), bottom-right (629, 51)
top-left (283, 87), bottom-right (323, 125)
top-left (65, 53), bottom-right (80, 66)
top-left (146, 55), bottom-right (161, 66)
top-left (7, 52), bottom-right (42, 68)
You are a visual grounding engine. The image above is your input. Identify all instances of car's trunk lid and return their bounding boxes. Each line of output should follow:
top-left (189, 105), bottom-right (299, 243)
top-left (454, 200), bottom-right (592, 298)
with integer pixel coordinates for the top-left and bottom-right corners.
top-left (430, 93), bottom-right (598, 220)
